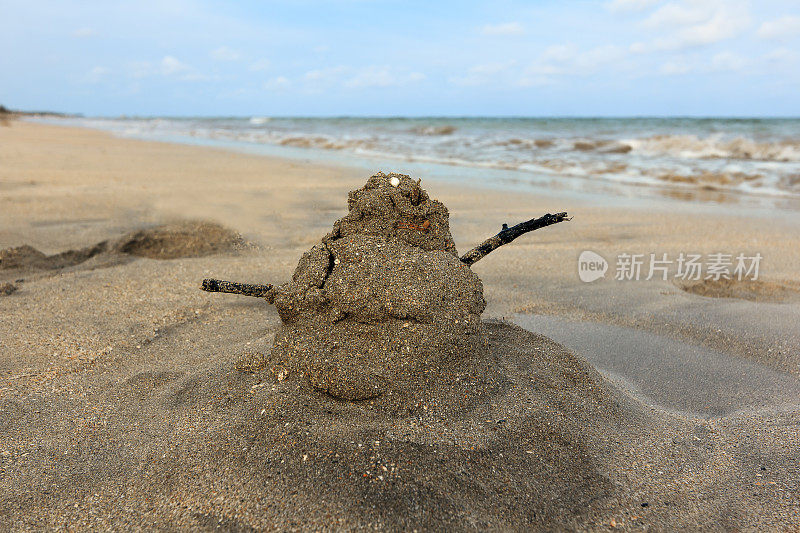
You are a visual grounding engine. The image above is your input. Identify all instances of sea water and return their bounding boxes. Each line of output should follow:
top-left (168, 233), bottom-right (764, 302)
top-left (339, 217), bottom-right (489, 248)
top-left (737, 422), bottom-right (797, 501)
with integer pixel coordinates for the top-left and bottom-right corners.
top-left (47, 116), bottom-right (800, 210)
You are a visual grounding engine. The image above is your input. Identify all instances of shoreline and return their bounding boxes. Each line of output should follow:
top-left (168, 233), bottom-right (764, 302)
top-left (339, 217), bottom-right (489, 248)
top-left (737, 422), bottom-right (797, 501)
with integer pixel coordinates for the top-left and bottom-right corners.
top-left (30, 116), bottom-right (800, 216)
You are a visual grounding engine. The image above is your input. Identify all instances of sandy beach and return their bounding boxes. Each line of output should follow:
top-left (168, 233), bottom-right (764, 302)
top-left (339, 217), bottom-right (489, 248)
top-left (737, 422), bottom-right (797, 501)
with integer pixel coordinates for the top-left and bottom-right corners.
top-left (2, 120), bottom-right (800, 530)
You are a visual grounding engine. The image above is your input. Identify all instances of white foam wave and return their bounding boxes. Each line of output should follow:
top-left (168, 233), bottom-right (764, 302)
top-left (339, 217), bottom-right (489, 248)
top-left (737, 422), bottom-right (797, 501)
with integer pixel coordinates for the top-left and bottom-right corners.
top-left (410, 125), bottom-right (456, 136)
top-left (625, 134), bottom-right (800, 162)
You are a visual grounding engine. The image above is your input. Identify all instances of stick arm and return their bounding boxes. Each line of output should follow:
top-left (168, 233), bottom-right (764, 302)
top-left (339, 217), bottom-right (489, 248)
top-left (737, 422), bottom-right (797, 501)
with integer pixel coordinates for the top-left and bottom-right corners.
top-left (201, 278), bottom-right (276, 302)
top-left (459, 212), bottom-right (570, 266)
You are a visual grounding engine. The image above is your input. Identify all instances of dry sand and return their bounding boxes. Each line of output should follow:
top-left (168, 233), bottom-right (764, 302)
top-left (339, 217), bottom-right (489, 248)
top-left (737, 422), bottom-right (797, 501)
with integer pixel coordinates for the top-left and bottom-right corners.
top-left (1, 121), bottom-right (800, 530)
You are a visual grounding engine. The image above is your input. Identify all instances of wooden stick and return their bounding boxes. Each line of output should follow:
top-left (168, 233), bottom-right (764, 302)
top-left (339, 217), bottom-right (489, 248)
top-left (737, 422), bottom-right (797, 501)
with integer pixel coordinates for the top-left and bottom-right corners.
top-left (460, 212), bottom-right (570, 266)
top-left (201, 211), bottom-right (569, 296)
top-left (201, 278), bottom-right (274, 299)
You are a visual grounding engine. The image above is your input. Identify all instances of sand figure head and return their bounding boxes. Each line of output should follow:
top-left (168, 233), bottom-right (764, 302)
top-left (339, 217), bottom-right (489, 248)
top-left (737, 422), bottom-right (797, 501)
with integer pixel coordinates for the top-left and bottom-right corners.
top-left (268, 172), bottom-right (490, 409)
top-left (327, 172), bottom-right (458, 255)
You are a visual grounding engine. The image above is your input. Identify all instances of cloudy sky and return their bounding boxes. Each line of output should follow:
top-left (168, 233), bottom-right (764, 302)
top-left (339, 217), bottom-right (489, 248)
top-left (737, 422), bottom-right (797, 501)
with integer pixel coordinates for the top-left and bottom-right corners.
top-left (2, 0), bottom-right (798, 116)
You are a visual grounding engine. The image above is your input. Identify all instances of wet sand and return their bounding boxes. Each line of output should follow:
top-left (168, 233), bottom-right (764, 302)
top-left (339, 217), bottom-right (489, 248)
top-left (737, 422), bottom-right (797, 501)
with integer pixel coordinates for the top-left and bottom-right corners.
top-left (514, 314), bottom-right (800, 418)
top-left (2, 121), bottom-right (800, 530)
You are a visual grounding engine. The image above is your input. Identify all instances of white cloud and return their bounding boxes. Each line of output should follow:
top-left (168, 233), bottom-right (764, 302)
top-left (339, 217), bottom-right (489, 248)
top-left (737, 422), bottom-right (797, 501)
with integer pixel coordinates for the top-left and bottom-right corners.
top-left (711, 51), bottom-right (746, 71)
top-left (263, 76), bottom-right (291, 90)
top-left (763, 47), bottom-right (799, 63)
top-left (580, 44), bottom-right (626, 65)
top-left (447, 76), bottom-right (480, 87)
top-left (128, 61), bottom-right (153, 79)
top-left (304, 66), bottom-right (348, 83)
top-left (249, 59), bottom-right (271, 72)
top-left (658, 51), bottom-right (746, 75)
top-left (345, 68), bottom-right (394, 88)
top-left (179, 71), bottom-right (214, 82)
top-left (127, 56), bottom-right (206, 81)
top-left (639, 0), bottom-right (751, 51)
top-left (210, 46), bottom-right (241, 61)
top-left (516, 76), bottom-right (555, 88)
top-left (659, 60), bottom-right (692, 75)
top-left (643, 1), bottom-right (709, 28)
top-left (540, 43), bottom-right (579, 63)
top-left (527, 44), bottom-right (627, 77)
top-left (300, 66), bottom-right (424, 90)
top-left (161, 55), bottom-right (190, 75)
top-left (344, 67), bottom-right (425, 89)
top-left (301, 66), bottom-right (349, 93)
top-left (71, 27), bottom-right (96, 38)
top-left (84, 66), bottom-right (109, 83)
top-left (480, 22), bottom-right (524, 36)
top-left (448, 61), bottom-right (516, 86)
top-left (470, 62), bottom-right (517, 75)
top-left (629, 42), bottom-right (647, 54)
top-left (757, 16), bottom-right (800, 40)
top-left (606, 0), bottom-right (662, 13)
top-left (451, 43), bottom-right (629, 87)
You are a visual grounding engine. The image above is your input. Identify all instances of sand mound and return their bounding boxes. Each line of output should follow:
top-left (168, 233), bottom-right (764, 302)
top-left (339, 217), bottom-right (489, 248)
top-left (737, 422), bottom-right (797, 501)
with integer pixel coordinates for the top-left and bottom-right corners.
top-left (263, 173), bottom-right (491, 411)
top-left (7, 316), bottom-right (795, 530)
top-left (113, 221), bottom-right (244, 259)
top-left (0, 221), bottom-right (244, 274)
top-left (677, 277), bottom-right (800, 303)
top-left (0, 321), bottom-right (646, 530)
top-left (0, 242), bottom-right (109, 272)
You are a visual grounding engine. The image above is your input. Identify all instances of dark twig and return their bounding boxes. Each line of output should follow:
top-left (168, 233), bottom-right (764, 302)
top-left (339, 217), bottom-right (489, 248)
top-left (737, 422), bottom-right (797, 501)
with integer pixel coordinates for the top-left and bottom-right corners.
top-left (460, 212), bottom-right (570, 266)
top-left (201, 278), bottom-right (274, 299)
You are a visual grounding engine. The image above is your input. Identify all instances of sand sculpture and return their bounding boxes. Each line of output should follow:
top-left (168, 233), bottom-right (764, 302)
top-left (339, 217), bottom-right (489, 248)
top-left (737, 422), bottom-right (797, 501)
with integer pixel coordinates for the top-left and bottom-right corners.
top-left (202, 172), bottom-right (568, 407)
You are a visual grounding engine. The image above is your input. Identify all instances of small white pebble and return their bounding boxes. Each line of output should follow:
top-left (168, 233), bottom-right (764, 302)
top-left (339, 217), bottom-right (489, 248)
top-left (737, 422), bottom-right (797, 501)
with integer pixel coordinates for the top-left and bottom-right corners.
top-left (389, 176), bottom-right (400, 187)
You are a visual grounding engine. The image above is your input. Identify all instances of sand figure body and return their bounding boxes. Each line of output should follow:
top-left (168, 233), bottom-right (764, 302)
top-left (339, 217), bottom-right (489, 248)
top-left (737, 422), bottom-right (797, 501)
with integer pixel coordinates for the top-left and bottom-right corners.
top-left (202, 172), bottom-right (568, 409)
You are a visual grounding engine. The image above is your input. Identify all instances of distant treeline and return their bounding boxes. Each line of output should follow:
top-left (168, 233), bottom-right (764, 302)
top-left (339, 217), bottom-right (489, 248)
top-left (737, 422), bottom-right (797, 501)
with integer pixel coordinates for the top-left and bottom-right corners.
top-left (0, 105), bottom-right (79, 117)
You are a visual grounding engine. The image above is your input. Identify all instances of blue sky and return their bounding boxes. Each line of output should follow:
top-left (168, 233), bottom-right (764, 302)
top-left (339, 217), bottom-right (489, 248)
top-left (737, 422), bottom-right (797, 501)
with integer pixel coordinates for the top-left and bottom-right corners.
top-left (2, 0), bottom-right (799, 116)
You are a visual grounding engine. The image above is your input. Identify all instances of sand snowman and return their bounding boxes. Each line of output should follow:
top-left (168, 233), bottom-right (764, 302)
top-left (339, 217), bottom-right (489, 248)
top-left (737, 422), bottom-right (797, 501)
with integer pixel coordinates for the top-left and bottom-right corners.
top-left (202, 172), bottom-right (567, 409)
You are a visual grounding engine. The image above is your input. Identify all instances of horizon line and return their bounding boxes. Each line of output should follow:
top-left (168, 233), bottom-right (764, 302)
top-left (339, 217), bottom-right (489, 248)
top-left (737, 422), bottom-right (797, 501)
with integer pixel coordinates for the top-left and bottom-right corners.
top-left (26, 111), bottom-right (800, 121)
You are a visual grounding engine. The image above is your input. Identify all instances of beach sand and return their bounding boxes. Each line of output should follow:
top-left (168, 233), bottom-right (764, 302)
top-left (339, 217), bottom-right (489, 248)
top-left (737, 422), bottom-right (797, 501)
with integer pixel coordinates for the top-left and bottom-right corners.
top-left (2, 121), bottom-right (800, 530)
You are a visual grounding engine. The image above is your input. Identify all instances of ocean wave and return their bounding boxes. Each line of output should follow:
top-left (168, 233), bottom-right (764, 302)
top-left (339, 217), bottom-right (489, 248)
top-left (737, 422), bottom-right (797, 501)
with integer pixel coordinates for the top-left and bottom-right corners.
top-left (499, 137), bottom-right (633, 153)
top-left (499, 134), bottom-right (799, 161)
top-left (498, 138), bottom-right (555, 149)
top-left (779, 173), bottom-right (800, 190)
top-left (657, 170), bottom-right (763, 187)
top-left (276, 135), bottom-right (374, 151)
top-left (625, 134), bottom-right (800, 162)
top-left (410, 125), bottom-right (456, 136)
top-left (572, 140), bottom-right (633, 153)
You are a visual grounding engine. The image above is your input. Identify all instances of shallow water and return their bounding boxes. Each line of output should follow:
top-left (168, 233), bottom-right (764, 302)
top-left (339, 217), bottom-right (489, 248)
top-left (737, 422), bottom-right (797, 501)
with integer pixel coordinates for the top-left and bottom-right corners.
top-left (39, 116), bottom-right (800, 211)
top-left (514, 314), bottom-right (800, 418)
